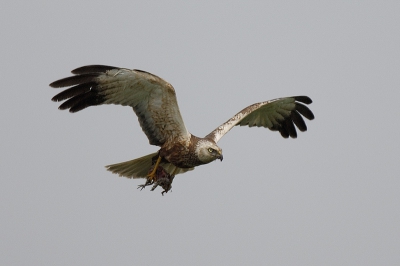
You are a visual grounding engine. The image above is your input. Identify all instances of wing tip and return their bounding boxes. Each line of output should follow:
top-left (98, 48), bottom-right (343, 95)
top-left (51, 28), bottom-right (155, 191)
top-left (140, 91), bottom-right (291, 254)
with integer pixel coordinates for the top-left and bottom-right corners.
top-left (71, 65), bottom-right (119, 74)
top-left (49, 81), bottom-right (61, 88)
top-left (294, 96), bottom-right (313, 104)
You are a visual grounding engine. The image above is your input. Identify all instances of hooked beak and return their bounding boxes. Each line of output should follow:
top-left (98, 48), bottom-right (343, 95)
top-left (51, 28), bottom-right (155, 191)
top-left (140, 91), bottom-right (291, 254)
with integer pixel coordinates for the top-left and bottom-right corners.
top-left (218, 152), bottom-right (223, 161)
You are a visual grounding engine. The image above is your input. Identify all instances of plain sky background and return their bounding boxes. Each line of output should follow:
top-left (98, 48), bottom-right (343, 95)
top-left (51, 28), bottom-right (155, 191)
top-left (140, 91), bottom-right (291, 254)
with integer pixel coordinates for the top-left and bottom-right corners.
top-left (1, 1), bottom-right (399, 265)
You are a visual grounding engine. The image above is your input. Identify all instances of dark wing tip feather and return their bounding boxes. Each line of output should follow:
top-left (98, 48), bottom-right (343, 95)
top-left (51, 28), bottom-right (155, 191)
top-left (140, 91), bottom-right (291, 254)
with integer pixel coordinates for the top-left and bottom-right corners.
top-left (58, 90), bottom-right (104, 112)
top-left (275, 96), bottom-right (314, 138)
top-left (50, 66), bottom-right (110, 112)
top-left (51, 82), bottom-right (96, 102)
top-left (291, 110), bottom-right (307, 132)
top-left (69, 94), bottom-right (104, 113)
top-left (284, 119), bottom-right (297, 138)
top-left (294, 96), bottom-right (312, 104)
top-left (295, 102), bottom-right (315, 120)
top-left (49, 73), bottom-right (98, 88)
top-left (278, 126), bottom-right (290, 138)
top-left (71, 65), bottom-right (120, 74)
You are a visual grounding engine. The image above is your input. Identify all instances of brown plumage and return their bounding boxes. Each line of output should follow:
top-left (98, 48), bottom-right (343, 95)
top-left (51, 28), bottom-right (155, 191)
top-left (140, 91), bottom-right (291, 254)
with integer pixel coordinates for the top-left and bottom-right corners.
top-left (50, 65), bottom-right (315, 194)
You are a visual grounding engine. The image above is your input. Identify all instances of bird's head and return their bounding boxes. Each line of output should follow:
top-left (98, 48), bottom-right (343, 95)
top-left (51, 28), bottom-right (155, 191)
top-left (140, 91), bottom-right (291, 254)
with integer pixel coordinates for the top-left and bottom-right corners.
top-left (196, 139), bottom-right (223, 164)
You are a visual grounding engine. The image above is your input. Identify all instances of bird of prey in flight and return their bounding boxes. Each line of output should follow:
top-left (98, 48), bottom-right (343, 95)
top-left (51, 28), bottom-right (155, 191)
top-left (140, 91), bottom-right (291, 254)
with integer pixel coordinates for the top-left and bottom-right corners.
top-left (50, 65), bottom-right (314, 194)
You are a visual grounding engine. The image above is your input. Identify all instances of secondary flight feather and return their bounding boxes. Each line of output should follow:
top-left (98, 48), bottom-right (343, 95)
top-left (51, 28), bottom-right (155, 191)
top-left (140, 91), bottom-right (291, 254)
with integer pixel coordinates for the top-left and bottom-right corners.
top-left (50, 65), bottom-right (315, 194)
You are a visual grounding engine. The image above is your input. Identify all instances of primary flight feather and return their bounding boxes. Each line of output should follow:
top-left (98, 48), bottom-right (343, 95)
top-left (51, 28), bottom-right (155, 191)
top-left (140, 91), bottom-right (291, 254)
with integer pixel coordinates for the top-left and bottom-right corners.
top-left (50, 65), bottom-right (314, 194)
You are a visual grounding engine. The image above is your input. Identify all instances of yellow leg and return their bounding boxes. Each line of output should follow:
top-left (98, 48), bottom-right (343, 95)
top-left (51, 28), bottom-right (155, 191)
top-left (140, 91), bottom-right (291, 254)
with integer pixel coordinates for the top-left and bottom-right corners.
top-left (146, 156), bottom-right (162, 181)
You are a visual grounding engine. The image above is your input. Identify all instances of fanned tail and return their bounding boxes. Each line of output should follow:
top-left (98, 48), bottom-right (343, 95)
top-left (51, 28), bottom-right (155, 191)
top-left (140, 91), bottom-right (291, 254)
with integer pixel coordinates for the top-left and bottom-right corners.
top-left (105, 152), bottom-right (194, 179)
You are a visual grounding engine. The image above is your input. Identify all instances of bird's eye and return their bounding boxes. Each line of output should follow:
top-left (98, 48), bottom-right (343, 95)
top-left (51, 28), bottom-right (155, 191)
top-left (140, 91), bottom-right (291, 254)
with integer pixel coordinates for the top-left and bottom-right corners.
top-left (208, 148), bottom-right (214, 153)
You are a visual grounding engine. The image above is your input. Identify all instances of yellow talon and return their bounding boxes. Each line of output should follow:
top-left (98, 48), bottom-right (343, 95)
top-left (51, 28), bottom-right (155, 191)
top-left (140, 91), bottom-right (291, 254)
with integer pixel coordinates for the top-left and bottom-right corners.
top-left (147, 156), bottom-right (162, 181)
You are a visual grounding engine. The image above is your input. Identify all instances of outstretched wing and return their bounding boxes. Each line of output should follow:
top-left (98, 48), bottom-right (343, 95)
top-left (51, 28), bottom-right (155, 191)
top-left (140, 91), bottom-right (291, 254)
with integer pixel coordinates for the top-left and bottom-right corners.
top-left (205, 96), bottom-right (314, 143)
top-left (50, 65), bottom-right (189, 146)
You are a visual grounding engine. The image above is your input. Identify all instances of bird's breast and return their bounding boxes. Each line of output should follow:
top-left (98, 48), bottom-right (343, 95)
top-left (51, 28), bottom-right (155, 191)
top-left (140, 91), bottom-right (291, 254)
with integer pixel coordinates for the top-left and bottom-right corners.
top-left (159, 141), bottom-right (202, 168)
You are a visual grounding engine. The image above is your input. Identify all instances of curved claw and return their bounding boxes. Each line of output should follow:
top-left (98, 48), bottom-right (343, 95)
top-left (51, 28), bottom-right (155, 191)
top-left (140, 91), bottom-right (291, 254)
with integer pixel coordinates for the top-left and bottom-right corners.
top-left (137, 179), bottom-right (153, 190)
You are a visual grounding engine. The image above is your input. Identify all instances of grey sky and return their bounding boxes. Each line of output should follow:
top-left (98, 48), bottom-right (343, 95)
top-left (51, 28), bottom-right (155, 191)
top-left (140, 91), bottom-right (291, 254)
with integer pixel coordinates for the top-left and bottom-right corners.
top-left (1, 1), bottom-right (399, 265)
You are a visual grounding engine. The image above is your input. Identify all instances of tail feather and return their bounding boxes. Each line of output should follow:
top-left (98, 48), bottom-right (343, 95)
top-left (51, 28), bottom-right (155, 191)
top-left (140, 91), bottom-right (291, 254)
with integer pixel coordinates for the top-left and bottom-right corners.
top-left (105, 152), bottom-right (194, 179)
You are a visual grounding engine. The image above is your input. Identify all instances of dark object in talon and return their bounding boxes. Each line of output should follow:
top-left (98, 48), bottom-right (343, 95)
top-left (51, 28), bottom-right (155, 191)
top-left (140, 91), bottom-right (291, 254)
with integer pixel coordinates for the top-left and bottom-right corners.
top-left (138, 165), bottom-right (175, 194)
